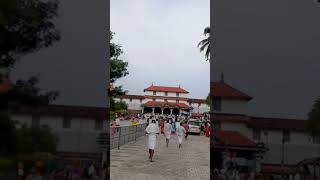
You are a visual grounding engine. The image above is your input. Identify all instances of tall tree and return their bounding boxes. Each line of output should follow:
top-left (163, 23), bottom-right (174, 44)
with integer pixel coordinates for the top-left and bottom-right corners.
top-left (0, 0), bottom-right (60, 106)
top-left (110, 31), bottom-right (129, 83)
top-left (197, 26), bottom-right (210, 62)
top-left (0, 0), bottom-right (60, 155)
top-left (109, 31), bottom-right (129, 112)
top-left (307, 97), bottom-right (320, 137)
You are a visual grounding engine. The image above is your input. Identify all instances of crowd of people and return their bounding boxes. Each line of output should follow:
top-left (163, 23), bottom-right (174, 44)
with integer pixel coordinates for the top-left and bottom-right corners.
top-left (144, 113), bottom-right (210, 162)
top-left (16, 161), bottom-right (109, 180)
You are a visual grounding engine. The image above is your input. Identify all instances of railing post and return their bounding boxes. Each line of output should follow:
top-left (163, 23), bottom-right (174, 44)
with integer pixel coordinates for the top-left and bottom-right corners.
top-left (135, 125), bottom-right (137, 141)
top-left (118, 127), bottom-right (121, 149)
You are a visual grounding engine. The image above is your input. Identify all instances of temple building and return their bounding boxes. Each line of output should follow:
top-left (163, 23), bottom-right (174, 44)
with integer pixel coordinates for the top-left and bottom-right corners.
top-left (113, 84), bottom-right (210, 116)
top-left (210, 77), bottom-right (320, 177)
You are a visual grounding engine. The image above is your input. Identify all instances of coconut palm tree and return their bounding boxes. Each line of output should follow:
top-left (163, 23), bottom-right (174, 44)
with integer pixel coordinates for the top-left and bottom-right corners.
top-left (197, 26), bottom-right (210, 61)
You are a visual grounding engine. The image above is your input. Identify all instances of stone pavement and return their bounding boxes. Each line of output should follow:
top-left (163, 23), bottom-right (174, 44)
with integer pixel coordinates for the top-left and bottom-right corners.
top-left (110, 133), bottom-right (210, 180)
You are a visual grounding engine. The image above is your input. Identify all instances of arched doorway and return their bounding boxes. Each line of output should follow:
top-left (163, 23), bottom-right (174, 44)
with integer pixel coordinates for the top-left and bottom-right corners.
top-left (172, 108), bottom-right (180, 116)
top-left (163, 108), bottom-right (171, 115)
top-left (144, 107), bottom-right (152, 113)
top-left (154, 107), bottom-right (162, 114)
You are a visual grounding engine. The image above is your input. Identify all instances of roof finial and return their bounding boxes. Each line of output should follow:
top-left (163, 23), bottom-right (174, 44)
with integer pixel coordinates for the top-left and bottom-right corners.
top-left (152, 82), bottom-right (154, 86)
top-left (220, 72), bottom-right (224, 83)
top-left (178, 83), bottom-right (180, 88)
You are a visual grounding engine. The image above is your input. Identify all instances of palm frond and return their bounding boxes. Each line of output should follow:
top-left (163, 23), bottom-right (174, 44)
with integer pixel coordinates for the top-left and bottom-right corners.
top-left (204, 27), bottom-right (210, 35)
top-left (198, 26), bottom-right (211, 61)
top-left (199, 40), bottom-right (209, 52)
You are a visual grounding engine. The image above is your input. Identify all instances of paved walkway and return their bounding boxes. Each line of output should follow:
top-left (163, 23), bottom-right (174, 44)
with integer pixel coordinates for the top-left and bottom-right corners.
top-left (110, 133), bottom-right (210, 180)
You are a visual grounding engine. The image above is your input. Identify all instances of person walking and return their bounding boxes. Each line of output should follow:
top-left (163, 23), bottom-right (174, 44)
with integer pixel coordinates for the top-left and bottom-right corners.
top-left (176, 122), bottom-right (186, 148)
top-left (145, 120), bottom-right (160, 162)
top-left (182, 122), bottom-right (190, 140)
top-left (160, 119), bottom-right (165, 134)
top-left (88, 162), bottom-right (95, 179)
top-left (171, 120), bottom-right (176, 135)
top-left (164, 120), bottom-right (172, 147)
top-left (201, 123), bottom-right (205, 135)
top-left (205, 122), bottom-right (211, 138)
top-left (111, 120), bottom-right (117, 135)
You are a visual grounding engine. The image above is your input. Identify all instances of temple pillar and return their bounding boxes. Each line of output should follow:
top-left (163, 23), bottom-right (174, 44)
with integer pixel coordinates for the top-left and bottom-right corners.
top-left (161, 108), bottom-right (164, 115)
top-left (170, 108), bottom-right (173, 115)
top-left (141, 107), bottom-right (144, 114)
top-left (152, 107), bottom-right (155, 115)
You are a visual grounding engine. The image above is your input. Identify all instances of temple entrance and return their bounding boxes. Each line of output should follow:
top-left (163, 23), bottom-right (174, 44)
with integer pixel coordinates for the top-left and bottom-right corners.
top-left (144, 107), bottom-right (152, 113)
top-left (163, 108), bottom-right (171, 115)
top-left (154, 107), bottom-right (162, 114)
top-left (172, 108), bottom-right (180, 115)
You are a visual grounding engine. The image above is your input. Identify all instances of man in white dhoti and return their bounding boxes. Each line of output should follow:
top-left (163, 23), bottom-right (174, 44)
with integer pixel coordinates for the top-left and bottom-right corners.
top-left (145, 120), bottom-right (160, 162)
top-left (176, 122), bottom-right (186, 148)
top-left (164, 120), bottom-right (172, 147)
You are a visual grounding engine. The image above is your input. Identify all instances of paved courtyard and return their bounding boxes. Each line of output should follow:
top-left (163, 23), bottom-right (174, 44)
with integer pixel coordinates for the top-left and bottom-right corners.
top-left (110, 133), bottom-right (210, 180)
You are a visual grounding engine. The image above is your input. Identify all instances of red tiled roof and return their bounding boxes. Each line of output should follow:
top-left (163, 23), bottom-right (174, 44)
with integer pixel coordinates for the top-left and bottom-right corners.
top-left (144, 101), bottom-right (190, 109)
top-left (0, 79), bottom-right (13, 93)
top-left (215, 130), bottom-right (257, 148)
top-left (249, 117), bottom-right (306, 131)
top-left (116, 95), bottom-right (145, 99)
top-left (144, 95), bottom-right (189, 101)
top-left (261, 164), bottom-right (297, 175)
top-left (144, 85), bottom-right (189, 93)
top-left (210, 81), bottom-right (252, 101)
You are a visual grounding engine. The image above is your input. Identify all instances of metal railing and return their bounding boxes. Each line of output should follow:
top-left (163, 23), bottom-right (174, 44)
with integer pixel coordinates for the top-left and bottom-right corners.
top-left (110, 123), bottom-right (147, 149)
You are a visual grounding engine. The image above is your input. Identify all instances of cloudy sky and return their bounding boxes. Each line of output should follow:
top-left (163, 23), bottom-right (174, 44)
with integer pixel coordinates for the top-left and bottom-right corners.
top-left (111, 0), bottom-right (210, 99)
top-left (212, 0), bottom-right (320, 119)
top-left (11, 0), bottom-right (108, 107)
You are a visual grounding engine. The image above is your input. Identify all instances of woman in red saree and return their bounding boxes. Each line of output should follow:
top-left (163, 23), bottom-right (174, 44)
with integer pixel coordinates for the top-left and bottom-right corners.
top-left (160, 120), bottom-right (165, 134)
top-left (205, 122), bottom-right (211, 137)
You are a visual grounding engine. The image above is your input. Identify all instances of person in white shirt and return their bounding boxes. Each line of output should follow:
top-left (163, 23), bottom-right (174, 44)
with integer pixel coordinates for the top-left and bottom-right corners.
top-left (145, 120), bottom-right (160, 162)
top-left (175, 120), bottom-right (180, 129)
top-left (88, 162), bottom-right (95, 178)
top-left (164, 120), bottom-right (172, 147)
top-left (176, 122), bottom-right (186, 148)
top-left (115, 118), bottom-right (120, 126)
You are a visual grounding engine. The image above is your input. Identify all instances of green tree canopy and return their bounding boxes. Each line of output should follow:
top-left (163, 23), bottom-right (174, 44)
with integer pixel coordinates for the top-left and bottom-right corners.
top-left (110, 31), bottom-right (129, 83)
top-left (0, 0), bottom-right (60, 155)
top-left (109, 31), bottom-right (129, 112)
top-left (307, 97), bottom-right (320, 136)
top-left (0, 0), bottom-right (60, 69)
top-left (0, 0), bottom-right (60, 108)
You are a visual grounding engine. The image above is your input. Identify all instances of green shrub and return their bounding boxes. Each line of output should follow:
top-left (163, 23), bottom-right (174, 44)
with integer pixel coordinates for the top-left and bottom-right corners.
top-left (0, 157), bottom-right (15, 173)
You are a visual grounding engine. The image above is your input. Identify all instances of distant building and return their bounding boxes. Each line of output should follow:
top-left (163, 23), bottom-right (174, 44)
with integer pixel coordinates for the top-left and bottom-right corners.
top-left (114, 84), bottom-right (210, 116)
